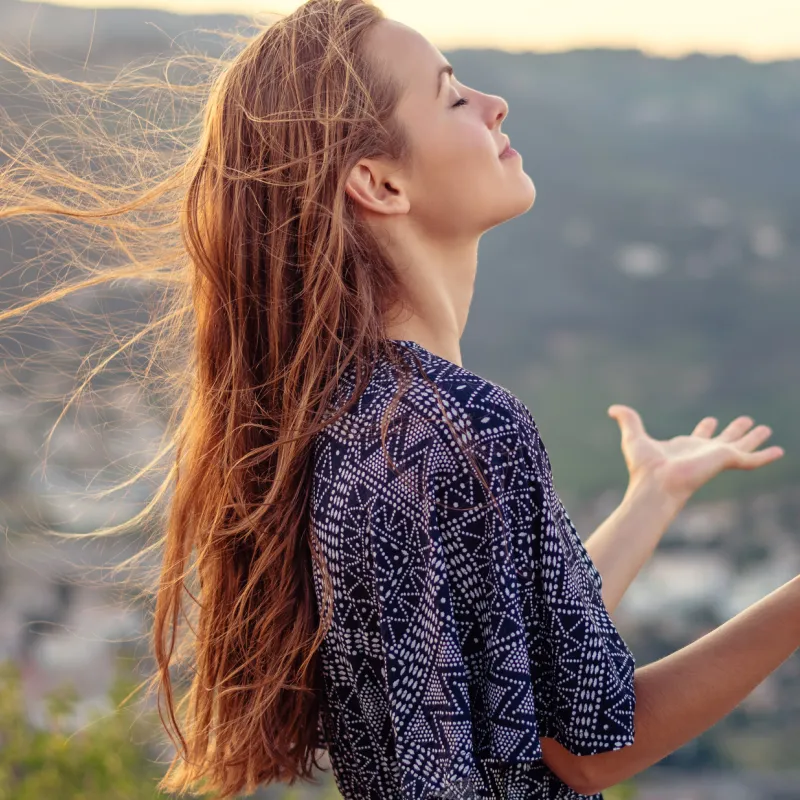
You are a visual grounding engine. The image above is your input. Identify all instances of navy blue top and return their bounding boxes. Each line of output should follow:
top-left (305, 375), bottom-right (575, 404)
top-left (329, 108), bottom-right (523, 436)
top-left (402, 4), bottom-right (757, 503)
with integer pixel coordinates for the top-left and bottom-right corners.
top-left (309, 339), bottom-right (636, 799)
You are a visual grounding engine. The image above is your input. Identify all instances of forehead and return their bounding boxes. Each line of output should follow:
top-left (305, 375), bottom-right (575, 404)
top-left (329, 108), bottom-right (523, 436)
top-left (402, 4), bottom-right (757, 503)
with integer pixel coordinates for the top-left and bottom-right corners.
top-left (367, 20), bottom-right (443, 96)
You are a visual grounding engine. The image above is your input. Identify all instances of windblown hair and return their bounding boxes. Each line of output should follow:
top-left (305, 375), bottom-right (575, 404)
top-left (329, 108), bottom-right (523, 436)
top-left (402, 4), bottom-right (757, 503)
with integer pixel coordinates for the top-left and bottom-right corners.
top-left (0, 0), bottom-right (500, 796)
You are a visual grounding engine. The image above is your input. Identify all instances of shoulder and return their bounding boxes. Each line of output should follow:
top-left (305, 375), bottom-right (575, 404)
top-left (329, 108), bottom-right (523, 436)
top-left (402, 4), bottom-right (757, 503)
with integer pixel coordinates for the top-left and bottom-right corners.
top-left (426, 373), bottom-right (550, 479)
top-left (323, 343), bottom-right (550, 480)
top-left (381, 351), bottom-right (539, 447)
top-left (386, 369), bottom-right (541, 479)
top-left (388, 370), bottom-right (557, 513)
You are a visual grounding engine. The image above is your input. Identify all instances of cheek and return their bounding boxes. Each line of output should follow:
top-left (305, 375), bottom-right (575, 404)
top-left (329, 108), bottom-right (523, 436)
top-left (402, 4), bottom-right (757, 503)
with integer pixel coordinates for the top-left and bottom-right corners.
top-left (450, 123), bottom-right (492, 163)
top-left (409, 122), bottom-right (503, 226)
top-left (427, 126), bottom-right (496, 190)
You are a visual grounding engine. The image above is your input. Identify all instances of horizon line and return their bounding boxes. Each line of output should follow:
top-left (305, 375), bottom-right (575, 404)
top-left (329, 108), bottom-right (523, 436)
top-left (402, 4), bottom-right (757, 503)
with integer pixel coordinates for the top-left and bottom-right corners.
top-left (17, 0), bottom-right (800, 64)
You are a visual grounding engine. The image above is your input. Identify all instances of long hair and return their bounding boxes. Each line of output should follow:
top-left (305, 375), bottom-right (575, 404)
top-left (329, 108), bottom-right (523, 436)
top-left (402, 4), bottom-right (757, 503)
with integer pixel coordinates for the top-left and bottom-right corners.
top-left (0, 0), bottom-right (501, 796)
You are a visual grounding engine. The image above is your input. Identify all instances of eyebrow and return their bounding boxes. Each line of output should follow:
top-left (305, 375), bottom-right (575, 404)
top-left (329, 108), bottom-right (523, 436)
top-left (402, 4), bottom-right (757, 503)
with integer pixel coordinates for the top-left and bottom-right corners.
top-left (436, 64), bottom-right (454, 98)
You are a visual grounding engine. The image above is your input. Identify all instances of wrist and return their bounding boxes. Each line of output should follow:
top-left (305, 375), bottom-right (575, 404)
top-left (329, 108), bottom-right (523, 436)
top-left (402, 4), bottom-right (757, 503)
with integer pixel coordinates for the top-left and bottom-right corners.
top-left (623, 472), bottom-right (689, 525)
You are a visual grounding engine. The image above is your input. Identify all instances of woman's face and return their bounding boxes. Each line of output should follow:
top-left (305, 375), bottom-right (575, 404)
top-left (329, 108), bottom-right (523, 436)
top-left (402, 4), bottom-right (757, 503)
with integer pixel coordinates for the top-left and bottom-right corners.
top-left (360, 19), bottom-right (536, 239)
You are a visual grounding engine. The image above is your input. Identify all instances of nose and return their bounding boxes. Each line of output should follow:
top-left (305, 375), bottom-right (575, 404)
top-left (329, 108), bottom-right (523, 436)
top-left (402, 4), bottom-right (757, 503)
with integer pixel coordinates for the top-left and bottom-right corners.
top-left (494, 97), bottom-right (508, 127)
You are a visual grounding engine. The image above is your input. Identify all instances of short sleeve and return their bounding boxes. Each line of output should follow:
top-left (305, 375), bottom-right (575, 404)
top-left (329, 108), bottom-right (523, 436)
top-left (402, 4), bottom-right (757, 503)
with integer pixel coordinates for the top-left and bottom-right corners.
top-left (366, 399), bottom-right (636, 799)
top-left (515, 414), bottom-right (637, 755)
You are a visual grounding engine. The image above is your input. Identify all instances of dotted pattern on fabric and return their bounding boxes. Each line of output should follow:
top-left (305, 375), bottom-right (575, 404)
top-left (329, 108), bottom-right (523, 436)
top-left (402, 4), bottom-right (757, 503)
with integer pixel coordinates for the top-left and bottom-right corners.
top-left (309, 339), bottom-right (636, 799)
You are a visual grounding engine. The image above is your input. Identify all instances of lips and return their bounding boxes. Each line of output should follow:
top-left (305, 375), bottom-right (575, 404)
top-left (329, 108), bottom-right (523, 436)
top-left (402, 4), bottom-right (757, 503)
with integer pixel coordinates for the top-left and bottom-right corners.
top-left (499, 139), bottom-right (511, 157)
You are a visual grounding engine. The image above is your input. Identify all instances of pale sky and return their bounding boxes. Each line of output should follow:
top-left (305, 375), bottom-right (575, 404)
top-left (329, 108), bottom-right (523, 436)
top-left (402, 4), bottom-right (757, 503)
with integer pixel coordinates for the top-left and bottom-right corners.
top-left (30, 0), bottom-right (800, 61)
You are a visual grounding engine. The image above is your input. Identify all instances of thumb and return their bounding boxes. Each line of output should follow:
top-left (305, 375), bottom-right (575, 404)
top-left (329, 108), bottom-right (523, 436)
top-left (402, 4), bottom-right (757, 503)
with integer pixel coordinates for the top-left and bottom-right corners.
top-left (608, 404), bottom-right (648, 440)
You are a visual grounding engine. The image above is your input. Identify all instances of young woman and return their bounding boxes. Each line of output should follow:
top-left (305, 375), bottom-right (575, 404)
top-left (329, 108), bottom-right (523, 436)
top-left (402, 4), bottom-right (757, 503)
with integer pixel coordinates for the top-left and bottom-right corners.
top-left (0, 0), bottom-right (795, 798)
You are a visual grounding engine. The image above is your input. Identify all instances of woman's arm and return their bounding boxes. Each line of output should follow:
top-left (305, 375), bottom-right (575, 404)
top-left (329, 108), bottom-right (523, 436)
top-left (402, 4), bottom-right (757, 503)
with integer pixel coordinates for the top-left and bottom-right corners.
top-left (584, 473), bottom-right (687, 615)
top-left (540, 573), bottom-right (800, 795)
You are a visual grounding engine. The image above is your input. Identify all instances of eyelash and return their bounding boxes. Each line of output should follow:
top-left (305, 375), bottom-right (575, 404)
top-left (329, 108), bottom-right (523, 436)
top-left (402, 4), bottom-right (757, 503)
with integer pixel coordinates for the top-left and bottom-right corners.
top-left (452, 97), bottom-right (469, 108)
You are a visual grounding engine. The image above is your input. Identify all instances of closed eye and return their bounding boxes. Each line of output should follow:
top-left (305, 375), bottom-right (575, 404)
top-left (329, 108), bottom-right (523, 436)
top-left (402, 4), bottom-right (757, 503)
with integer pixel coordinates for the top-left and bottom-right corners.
top-left (452, 97), bottom-right (469, 108)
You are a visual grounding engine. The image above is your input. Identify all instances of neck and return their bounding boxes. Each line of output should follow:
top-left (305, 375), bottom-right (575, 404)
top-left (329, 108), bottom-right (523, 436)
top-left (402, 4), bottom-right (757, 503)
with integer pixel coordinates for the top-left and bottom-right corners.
top-left (379, 225), bottom-right (479, 369)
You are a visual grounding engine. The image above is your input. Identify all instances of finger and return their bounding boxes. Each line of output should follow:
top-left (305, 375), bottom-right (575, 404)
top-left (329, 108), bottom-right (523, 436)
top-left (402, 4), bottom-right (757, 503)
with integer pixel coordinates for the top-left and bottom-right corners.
top-left (732, 446), bottom-right (785, 470)
top-left (717, 415), bottom-right (756, 443)
top-left (609, 405), bottom-right (648, 440)
top-left (691, 417), bottom-right (718, 438)
top-left (735, 424), bottom-right (774, 453)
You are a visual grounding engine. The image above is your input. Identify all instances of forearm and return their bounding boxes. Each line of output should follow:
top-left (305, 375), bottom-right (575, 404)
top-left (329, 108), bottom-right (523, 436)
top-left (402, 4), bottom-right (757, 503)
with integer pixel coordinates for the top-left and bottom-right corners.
top-left (542, 574), bottom-right (800, 795)
top-left (584, 475), bottom-right (686, 615)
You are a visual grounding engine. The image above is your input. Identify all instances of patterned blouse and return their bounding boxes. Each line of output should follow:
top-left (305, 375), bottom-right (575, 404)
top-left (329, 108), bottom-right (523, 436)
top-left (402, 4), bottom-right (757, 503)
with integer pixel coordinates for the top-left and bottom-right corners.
top-left (309, 338), bottom-right (637, 799)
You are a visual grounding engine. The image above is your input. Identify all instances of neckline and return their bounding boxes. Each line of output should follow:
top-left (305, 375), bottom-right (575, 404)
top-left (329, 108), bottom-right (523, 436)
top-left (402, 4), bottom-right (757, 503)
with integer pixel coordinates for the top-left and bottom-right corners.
top-left (384, 338), bottom-right (467, 372)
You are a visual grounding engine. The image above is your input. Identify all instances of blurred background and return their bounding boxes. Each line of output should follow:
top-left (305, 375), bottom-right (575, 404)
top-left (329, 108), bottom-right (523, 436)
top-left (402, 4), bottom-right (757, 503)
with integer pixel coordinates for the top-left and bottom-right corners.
top-left (0, 0), bottom-right (799, 797)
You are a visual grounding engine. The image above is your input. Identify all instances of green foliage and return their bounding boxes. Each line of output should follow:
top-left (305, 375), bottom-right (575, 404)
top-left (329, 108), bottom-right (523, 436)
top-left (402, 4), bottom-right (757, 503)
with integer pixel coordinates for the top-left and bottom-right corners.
top-left (604, 781), bottom-right (639, 800)
top-left (0, 657), bottom-right (173, 800)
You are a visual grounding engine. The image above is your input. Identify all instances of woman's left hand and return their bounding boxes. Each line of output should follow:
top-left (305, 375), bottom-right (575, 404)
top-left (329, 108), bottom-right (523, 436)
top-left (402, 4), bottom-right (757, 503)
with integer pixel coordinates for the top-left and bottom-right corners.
top-left (607, 404), bottom-right (785, 503)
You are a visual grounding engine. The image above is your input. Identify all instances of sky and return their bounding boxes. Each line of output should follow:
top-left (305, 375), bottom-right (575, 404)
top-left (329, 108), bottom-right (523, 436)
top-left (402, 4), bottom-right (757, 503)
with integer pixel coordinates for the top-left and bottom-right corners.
top-left (27, 0), bottom-right (800, 61)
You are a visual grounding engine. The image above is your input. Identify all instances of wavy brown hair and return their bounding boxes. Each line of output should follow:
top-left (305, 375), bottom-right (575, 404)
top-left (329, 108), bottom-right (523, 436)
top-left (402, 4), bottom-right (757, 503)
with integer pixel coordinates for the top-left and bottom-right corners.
top-left (0, 0), bottom-right (502, 796)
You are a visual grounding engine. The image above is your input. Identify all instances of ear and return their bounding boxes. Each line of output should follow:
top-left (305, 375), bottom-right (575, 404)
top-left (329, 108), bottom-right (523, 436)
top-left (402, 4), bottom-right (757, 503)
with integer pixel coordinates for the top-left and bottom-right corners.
top-left (344, 158), bottom-right (410, 216)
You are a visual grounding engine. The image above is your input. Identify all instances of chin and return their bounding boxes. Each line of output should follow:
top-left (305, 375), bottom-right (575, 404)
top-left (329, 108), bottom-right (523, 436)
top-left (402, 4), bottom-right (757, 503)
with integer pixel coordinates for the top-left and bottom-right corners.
top-left (480, 177), bottom-right (536, 230)
top-left (524, 180), bottom-right (536, 210)
top-left (509, 178), bottom-right (537, 218)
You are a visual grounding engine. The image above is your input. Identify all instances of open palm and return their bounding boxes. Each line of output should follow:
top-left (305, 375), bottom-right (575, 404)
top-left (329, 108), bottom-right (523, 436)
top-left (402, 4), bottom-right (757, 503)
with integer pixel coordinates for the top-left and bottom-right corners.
top-left (607, 404), bottom-right (785, 501)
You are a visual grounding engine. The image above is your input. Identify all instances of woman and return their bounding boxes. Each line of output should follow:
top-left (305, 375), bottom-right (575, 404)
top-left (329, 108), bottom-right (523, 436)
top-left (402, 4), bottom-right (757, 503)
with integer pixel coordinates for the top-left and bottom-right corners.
top-left (302, 9), bottom-right (793, 799)
top-left (0, 0), bottom-right (795, 798)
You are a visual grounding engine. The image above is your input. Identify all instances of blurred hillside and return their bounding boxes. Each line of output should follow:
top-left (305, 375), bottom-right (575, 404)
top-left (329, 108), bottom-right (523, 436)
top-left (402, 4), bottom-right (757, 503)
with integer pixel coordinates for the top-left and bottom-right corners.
top-left (0, 0), bottom-right (799, 795)
top-left (2, 0), bottom-right (798, 506)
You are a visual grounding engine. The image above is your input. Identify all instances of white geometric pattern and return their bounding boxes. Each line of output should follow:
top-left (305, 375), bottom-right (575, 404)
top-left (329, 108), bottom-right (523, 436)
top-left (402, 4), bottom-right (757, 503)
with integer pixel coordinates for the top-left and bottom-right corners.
top-left (309, 339), bottom-right (636, 799)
